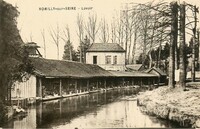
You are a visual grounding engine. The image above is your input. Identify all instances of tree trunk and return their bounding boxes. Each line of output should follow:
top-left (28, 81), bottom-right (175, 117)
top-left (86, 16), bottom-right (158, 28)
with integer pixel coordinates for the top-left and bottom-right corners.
top-left (131, 30), bottom-right (137, 64)
top-left (198, 30), bottom-right (200, 71)
top-left (149, 51), bottom-right (152, 68)
top-left (191, 5), bottom-right (198, 82)
top-left (168, 2), bottom-right (178, 88)
top-left (142, 20), bottom-right (148, 65)
top-left (69, 46), bottom-right (72, 61)
top-left (57, 44), bottom-right (59, 60)
top-left (179, 3), bottom-right (186, 89)
top-left (80, 43), bottom-right (83, 63)
top-left (175, 40), bottom-right (179, 70)
top-left (192, 37), bottom-right (196, 81)
top-left (128, 31), bottom-right (132, 64)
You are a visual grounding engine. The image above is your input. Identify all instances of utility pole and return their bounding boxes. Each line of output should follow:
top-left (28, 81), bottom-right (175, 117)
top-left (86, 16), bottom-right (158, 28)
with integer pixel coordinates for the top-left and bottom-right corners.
top-left (179, 2), bottom-right (186, 89)
top-left (191, 5), bottom-right (198, 82)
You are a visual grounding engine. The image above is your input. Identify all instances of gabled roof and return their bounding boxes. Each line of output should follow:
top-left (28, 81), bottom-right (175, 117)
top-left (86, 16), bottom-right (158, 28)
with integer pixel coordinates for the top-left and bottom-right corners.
top-left (87, 43), bottom-right (125, 52)
top-left (30, 57), bottom-right (113, 78)
top-left (126, 64), bottom-right (144, 71)
top-left (145, 67), bottom-right (167, 76)
top-left (109, 71), bottom-right (158, 77)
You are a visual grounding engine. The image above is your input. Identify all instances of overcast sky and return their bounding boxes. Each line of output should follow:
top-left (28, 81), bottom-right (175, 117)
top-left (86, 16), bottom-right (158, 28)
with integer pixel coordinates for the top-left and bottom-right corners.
top-left (4, 0), bottom-right (200, 60)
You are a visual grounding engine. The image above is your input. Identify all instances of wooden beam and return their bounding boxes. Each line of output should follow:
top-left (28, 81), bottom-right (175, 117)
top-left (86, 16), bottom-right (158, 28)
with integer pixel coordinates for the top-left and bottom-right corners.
top-left (59, 79), bottom-right (62, 96)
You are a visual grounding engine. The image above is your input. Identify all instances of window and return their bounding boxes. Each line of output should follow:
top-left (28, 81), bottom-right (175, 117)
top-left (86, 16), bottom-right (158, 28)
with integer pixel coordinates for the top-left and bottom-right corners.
top-left (113, 56), bottom-right (117, 64)
top-left (105, 55), bottom-right (111, 64)
top-left (93, 56), bottom-right (97, 64)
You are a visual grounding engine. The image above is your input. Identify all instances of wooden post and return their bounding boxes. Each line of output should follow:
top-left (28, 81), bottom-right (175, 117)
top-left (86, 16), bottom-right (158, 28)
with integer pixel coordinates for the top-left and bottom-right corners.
top-left (122, 78), bottom-right (125, 87)
top-left (39, 78), bottom-right (42, 98)
top-left (67, 79), bottom-right (70, 94)
top-left (75, 79), bottom-right (78, 93)
top-left (80, 79), bottom-right (82, 93)
top-left (59, 79), bottom-right (62, 96)
top-left (111, 79), bottom-right (113, 88)
top-left (104, 79), bottom-right (107, 89)
top-left (132, 78), bottom-right (134, 86)
top-left (96, 80), bottom-right (99, 90)
top-left (87, 80), bottom-right (89, 92)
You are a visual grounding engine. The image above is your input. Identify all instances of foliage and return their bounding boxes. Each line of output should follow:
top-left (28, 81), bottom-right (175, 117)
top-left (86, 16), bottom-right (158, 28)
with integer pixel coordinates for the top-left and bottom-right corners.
top-left (136, 43), bottom-right (170, 68)
top-left (77, 35), bottom-right (90, 63)
top-left (62, 40), bottom-right (78, 61)
top-left (0, 100), bottom-right (7, 126)
top-left (0, 1), bottom-right (33, 104)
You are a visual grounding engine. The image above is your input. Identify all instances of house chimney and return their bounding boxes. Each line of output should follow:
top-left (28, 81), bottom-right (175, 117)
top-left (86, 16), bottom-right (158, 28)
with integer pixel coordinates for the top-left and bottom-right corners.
top-left (24, 42), bottom-right (42, 57)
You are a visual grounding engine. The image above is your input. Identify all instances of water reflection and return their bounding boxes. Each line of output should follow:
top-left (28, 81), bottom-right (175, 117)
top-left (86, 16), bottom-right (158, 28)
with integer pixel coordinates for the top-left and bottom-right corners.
top-left (4, 88), bottom-right (178, 129)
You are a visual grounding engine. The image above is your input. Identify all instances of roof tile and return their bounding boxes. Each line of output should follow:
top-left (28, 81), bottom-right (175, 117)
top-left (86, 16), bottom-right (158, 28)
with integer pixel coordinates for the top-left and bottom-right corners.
top-left (87, 43), bottom-right (125, 52)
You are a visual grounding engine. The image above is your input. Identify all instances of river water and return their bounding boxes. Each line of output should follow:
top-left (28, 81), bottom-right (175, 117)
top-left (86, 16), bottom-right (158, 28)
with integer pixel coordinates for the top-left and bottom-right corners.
top-left (4, 87), bottom-right (179, 129)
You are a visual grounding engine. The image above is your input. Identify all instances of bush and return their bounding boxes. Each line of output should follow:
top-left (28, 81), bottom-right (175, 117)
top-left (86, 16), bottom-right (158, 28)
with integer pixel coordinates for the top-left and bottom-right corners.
top-left (0, 100), bottom-right (7, 126)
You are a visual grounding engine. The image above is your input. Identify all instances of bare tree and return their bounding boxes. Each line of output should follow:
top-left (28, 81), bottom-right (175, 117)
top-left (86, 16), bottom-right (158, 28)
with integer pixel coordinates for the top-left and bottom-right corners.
top-left (111, 16), bottom-right (117, 43)
top-left (121, 6), bottom-right (129, 64)
top-left (99, 18), bottom-right (109, 43)
top-left (76, 13), bottom-right (84, 63)
top-left (131, 25), bottom-right (139, 64)
top-left (41, 29), bottom-right (46, 58)
top-left (129, 1), bottom-right (171, 66)
top-left (85, 13), bottom-right (99, 43)
top-left (49, 24), bottom-right (60, 60)
top-left (61, 25), bottom-right (73, 61)
top-left (116, 11), bottom-right (125, 47)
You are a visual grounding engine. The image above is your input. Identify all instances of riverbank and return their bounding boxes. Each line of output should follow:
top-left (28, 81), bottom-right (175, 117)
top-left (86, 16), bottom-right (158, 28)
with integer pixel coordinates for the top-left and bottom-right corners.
top-left (137, 84), bottom-right (200, 128)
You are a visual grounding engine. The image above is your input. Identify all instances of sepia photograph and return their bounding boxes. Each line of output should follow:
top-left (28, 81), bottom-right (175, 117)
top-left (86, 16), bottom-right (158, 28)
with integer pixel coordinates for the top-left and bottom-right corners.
top-left (0, 0), bottom-right (200, 128)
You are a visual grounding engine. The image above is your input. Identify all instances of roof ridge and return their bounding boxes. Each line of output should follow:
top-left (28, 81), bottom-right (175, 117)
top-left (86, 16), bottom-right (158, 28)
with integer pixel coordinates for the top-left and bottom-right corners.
top-left (31, 57), bottom-right (86, 64)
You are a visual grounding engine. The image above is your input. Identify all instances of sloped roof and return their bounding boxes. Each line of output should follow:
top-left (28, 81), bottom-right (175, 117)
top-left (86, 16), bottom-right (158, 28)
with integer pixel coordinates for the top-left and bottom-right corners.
top-left (145, 67), bottom-right (167, 76)
top-left (30, 57), bottom-right (113, 78)
top-left (87, 43), bottom-right (125, 52)
top-left (25, 42), bottom-right (40, 48)
top-left (126, 64), bottom-right (144, 71)
top-left (109, 71), bottom-right (158, 77)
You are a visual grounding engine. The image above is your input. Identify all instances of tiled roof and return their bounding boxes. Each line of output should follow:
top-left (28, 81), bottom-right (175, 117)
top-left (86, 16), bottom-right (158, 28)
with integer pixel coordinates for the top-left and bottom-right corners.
top-left (109, 71), bottom-right (158, 77)
top-left (126, 64), bottom-right (143, 71)
top-left (87, 43), bottom-right (125, 52)
top-left (145, 67), bottom-right (167, 76)
top-left (30, 57), bottom-right (113, 78)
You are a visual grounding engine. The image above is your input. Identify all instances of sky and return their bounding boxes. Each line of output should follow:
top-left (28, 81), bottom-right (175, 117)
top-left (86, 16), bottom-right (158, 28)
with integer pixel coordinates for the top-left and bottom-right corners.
top-left (4, 0), bottom-right (200, 60)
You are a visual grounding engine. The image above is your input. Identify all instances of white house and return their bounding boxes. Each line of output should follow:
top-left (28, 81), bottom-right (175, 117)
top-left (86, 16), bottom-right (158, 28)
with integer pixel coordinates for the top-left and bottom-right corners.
top-left (86, 43), bottom-right (126, 71)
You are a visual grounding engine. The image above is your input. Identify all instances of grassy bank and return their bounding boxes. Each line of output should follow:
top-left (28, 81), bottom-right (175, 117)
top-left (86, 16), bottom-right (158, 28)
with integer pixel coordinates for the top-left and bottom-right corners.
top-left (137, 85), bottom-right (200, 128)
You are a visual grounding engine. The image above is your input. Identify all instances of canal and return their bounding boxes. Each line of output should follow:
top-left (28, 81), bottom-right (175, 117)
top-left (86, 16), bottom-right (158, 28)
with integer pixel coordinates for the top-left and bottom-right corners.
top-left (4, 87), bottom-right (179, 128)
